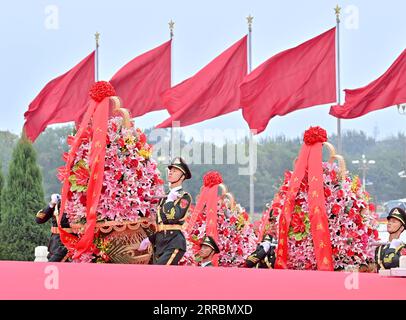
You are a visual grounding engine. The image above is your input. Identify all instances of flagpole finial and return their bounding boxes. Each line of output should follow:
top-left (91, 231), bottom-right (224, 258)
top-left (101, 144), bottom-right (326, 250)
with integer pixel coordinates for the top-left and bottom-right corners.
top-left (334, 5), bottom-right (341, 23)
top-left (246, 14), bottom-right (253, 32)
top-left (95, 32), bottom-right (100, 47)
top-left (169, 19), bottom-right (175, 39)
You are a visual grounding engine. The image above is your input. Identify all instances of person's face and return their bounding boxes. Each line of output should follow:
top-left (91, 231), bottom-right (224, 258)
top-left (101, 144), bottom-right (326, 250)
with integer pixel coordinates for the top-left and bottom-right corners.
top-left (267, 220), bottom-right (277, 236)
top-left (198, 245), bottom-right (213, 259)
top-left (167, 167), bottom-right (184, 184)
top-left (387, 217), bottom-right (404, 234)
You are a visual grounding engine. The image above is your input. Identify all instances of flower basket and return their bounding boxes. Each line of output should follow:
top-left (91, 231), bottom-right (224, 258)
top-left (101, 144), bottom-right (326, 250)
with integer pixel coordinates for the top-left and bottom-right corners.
top-left (270, 127), bottom-right (379, 271)
top-left (57, 82), bottom-right (164, 262)
top-left (181, 175), bottom-right (257, 267)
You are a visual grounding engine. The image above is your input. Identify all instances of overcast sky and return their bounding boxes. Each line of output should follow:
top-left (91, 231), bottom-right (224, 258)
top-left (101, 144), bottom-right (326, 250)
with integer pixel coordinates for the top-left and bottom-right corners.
top-left (1, 0), bottom-right (405, 140)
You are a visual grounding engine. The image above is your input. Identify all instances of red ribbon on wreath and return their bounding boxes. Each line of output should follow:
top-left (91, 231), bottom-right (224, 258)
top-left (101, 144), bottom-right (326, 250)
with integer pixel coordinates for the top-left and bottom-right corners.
top-left (275, 126), bottom-right (333, 271)
top-left (58, 81), bottom-right (118, 259)
top-left (187, 171), bottom-right (223, 266)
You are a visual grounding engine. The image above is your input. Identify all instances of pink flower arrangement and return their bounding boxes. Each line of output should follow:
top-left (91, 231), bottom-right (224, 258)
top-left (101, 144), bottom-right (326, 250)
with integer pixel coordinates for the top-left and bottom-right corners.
top-left (58, 116), bottom-right (164, 225)
top-left (181, 199), bottom-right (258, 267)
top-left (271, 162), bottom-right (379, 270)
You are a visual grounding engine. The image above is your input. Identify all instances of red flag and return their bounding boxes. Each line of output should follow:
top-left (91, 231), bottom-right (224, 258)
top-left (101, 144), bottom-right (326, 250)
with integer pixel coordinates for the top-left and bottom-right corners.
top-left (110, 40), bottom-right (171, 118)
top-left (330, 49), bottom-right (406, 119)
top-left (240, 28), bottom-right (336, 134)
top-left (24, 52), bottom-right (95, 142)
top-left (156, 36), bottom-right (247, 128)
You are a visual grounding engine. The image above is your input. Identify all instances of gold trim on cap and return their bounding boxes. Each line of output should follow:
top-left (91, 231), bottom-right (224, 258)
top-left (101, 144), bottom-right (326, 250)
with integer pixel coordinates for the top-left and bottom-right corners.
top-left (169, 164), bottom-right (186, 175)
top-left (393, 215), bottom-right (406, 225)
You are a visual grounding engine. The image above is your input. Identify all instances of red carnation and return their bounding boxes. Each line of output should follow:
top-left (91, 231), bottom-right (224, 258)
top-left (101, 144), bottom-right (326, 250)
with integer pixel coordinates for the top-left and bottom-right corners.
top-left (136, 170), bottom-right (143, 179)
top-left (303, 126), bottom-right (328, 146)
top-left (67, 190), bottom-right (73, 201)
top-left (118, 138), bottom-right (125, 148)
top-left (337, 189), bottom-right (345, 199)
top-left (89, 81), bottom-right (116, 102)
top-left (114, 171), bottom-right (123, 181)
top-left (130, 158), bottom-right (139, 168)
top-left (372, 229), bottom-right (379, 240)
top-left (79, 194), bottom-right (87, 206)
top-left (331, 204), bottom-right (341, 215)
top-left (354, 214), bottom-right (363, 227)
top-left (203, 171), bottom-right (223, 188)
top-left (137, 188), bottom-right (144, 197)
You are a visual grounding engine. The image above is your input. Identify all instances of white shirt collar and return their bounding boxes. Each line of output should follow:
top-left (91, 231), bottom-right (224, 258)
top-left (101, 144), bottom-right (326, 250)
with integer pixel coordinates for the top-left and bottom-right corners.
top-left (169, 185), bottom-right (182, 192)
top-left (389, 238), bottom-right (404, 249)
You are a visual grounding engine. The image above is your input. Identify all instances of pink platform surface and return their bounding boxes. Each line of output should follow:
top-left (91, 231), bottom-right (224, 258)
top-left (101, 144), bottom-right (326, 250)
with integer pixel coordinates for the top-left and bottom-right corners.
top-left (0, 261), bottom-right (404, 300)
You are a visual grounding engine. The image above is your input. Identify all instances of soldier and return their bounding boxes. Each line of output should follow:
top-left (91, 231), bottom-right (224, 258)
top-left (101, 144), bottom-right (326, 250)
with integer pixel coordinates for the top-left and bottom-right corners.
top-left (196, 235), bottom-right (220, 267)
top-left (375, 207), bottom-right (406, 270)
top-left (35, 194), bottom-right (73, 262)
top-left (139, 157), bottom-right (192, 265)
top-left (245, 215), bottom-right (277, 268)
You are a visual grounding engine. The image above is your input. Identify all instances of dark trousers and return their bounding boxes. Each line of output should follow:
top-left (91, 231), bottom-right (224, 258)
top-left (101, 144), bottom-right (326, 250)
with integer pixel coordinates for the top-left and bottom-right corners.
top-left (154, 249), bottom-right (185, 265)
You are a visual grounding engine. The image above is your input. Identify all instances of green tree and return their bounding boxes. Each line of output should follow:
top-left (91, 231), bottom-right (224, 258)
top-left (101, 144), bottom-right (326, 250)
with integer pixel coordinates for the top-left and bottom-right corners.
top-left (0, 130), bottom-right (18, 176)
top-left (0, 135), bottom-right (48, 261)
top-left (33, 125), bottom-right (73, 198)
top-left (0, 160), bottom-right (3, 222)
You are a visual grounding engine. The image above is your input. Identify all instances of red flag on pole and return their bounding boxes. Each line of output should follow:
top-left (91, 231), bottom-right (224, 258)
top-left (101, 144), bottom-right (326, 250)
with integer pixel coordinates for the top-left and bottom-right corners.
top-left (240, 28), bottom-right (336, 134)
top-left (24, 51), bottom-right (95, 142)
top-left (330, 49), bottom-right (406, 119)
top-left (110, 40), bottom-right (171, 117)
top-left (156, 36), bottom-right (247, 128)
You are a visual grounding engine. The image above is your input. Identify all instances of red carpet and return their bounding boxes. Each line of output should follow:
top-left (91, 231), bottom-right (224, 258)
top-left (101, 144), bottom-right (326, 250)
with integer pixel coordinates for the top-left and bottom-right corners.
top-left (0, 261), bottom-right (404, 300)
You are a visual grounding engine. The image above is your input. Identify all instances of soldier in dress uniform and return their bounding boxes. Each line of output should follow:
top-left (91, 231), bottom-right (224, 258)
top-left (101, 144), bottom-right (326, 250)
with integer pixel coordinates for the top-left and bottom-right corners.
top-left (35, 194), bottom-right (73, 262)
top-left (375, 207), bottom-right (406, 270)
top-left (196, 235), bottom-right (220, 267)
top-left (245, 214), bottom-right (277, 268)
top-left (139, 157), bottom-right (192, 265)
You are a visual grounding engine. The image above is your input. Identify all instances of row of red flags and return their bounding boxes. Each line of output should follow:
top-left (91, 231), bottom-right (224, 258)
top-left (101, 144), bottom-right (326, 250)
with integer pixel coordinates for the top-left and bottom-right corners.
top-left (24, 27), bottom-right (406, 141)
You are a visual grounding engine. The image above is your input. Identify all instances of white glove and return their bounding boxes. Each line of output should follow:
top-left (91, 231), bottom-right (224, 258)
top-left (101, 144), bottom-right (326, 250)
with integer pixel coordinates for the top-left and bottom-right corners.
top-left (138, 237), bottom-right (151, 251)
top-left (166, 190), bottom-right (180, 203)
top-left (50, 194), bottom-right (61, 206)
top-left (260, 240), bottom-right (271, 253)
